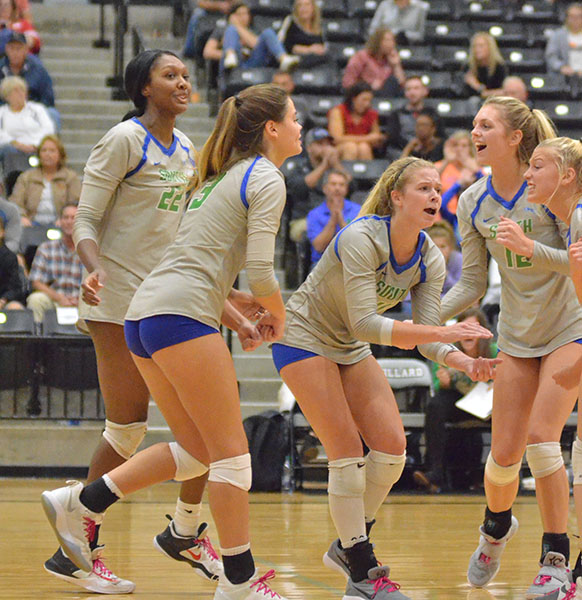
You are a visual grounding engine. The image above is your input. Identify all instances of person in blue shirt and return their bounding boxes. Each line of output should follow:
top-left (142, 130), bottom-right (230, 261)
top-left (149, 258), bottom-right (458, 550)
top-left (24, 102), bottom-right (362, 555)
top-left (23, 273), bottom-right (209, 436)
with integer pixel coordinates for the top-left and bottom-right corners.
top-left (306, 169), bottom-right (361, 266)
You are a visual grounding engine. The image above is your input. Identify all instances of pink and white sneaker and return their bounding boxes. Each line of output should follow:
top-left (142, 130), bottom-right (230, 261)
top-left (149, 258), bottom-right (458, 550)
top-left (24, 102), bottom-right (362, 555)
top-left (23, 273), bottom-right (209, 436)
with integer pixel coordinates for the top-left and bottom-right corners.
top-left (214, 569), bottom-right (288, 599)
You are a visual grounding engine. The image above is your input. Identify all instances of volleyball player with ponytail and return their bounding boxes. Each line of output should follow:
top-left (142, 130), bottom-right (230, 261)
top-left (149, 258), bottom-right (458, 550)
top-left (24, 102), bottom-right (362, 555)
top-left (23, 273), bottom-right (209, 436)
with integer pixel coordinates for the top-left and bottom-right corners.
top-left (42, 82), bottom-right (302, 600)
top-left (441, 97), bottom-right (582, 597)
top-left (42, 50), bottom-right (227, 593)
top-left (272, 156), bottom-right (500, 600)
top-left (524, 136), bottom-right (582, 598)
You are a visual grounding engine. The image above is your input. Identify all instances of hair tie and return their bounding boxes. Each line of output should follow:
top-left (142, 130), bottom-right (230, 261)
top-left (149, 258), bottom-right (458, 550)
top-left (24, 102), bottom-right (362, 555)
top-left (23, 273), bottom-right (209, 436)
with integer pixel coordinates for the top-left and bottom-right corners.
top-left (234, 95), bottom-right (243, 108)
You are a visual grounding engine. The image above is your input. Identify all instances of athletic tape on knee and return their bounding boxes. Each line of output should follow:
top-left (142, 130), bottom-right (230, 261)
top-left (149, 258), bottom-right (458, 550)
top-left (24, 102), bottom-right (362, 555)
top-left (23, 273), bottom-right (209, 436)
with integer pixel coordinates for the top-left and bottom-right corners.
top-left (169, 442), bottom-right (209, 481)
top-left (328, 457), bottom-right (366, 497)
top-left (366, 450), bottom-right (406, 487)
top-left (526, 442), bottom-right (563, 479)
top-left (208, 453), bottom-right (252, 491)
top-left (102, 420), bottom-right (147, 460)
top-left (485, 452), bottom-right (521, 486)
top-left (573, 437), bottom-right (582, 486)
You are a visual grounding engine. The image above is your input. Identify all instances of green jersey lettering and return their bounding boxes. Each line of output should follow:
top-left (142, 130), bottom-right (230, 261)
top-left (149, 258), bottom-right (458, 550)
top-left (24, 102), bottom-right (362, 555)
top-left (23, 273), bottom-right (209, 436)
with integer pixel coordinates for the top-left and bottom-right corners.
top-left (188, 173), bottom-right (226, 211)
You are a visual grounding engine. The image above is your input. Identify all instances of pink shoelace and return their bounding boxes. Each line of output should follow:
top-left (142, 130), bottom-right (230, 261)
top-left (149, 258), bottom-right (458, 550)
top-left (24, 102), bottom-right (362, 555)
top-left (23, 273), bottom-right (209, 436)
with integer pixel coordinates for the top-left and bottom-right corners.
top-left (533, 575), bottom-right (553, 586)
top-left (83, 517), bottom-right (97, 543)
top-left (198, 536), bottom-right (220, 562)
top-left (370, 576), bottom-right (401, 596)
top-left (92, 556), bottom-right (117, 582)
top-left (479, 553), bottom-right (492, 564)
top-left (562, 582), bottom-right (577, 600)
top-left (249, 570), bottom-right (281, 598)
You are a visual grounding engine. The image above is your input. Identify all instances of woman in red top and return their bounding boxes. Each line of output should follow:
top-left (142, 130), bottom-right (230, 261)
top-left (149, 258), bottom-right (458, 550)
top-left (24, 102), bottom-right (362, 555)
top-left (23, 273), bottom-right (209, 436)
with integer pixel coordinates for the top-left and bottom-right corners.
top-left (328, 82), bottom-right (386, 160)
top-left (0, 0), bottom-right (40, 54)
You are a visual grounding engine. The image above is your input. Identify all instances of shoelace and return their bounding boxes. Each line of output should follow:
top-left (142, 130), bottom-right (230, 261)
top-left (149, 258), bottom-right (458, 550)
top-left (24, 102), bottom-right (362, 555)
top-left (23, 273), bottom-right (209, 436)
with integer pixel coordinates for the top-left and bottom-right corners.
top-left (198, 536), bottom-right (220, 562)
top-left (371, 576), bottom-right (401, 595)
top-left (92, 557), bottom-right (117, 582)
top-left (564, 582), bottom-right (577, 600)
top-left (533, 575), bottom-right (553, 586)
top-left (249, 570), bottom-right (281, 598)
top-left (83, 517), bottom-right (97, 543)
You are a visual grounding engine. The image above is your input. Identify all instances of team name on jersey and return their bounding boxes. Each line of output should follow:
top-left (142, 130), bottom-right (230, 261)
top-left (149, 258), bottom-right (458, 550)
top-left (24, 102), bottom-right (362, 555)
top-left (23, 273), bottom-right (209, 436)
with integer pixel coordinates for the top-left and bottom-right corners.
top-left (488, 218), bottom-right (533, 239)
top-left (159, 169), bottom-right (190, 183)
top-left (376, 280), bottom-right (407, 302)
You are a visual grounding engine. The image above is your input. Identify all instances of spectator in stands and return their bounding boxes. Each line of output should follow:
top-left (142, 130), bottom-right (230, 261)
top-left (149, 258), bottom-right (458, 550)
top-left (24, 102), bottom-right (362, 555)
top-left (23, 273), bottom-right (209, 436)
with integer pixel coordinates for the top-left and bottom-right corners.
top-left (502, 75), bottom-right (529, 104)
top-left (328, 82), bottom-right (386, 160)
top-left (546, 2), bottom-right (582, 75)
top-left (285, 127), bottom-right (352, 243)
top-left (27, 202), bottom-right (81, 322)
top-left (464, 31), bottom-right (508, 98)
top-left (436, 130), bottom-right (483, 233)
top-left (369, 0), bottom-right (429, 44)
top-left (385, 75), bottom-right (428, 151)
top-left (0, 76), bottom-right (54, 179)
top-left (278, 0), bottom-right (329, 69)
top-left (0, 194), bottom-right (21, 252)
top-left (271, 70), bottom-right (313, 131)
top-left (0, 0), bottom-right (40, 54)
top-left (306, 170), bottom-right (360, 268)
top-left (426, 222), bottom-right (462, 296)
top-left (0, 213), bottom-right (25, 310)
top-left (220, 2), bottom-right (298, 73)
top-left (0, 32), bottom-right (59, 129)
top-left (182, 0), bottom-right (232, 60)
top-left (414, 307), bottom-right (496, 493)
top-left (342, 27), bottom-right (405, 96)
top-left (400, 107), bottom-right (444, 162)
top-left (10, 134), bottom-right (81, 227)
top-left (14, 0), bottom-right (31, 21)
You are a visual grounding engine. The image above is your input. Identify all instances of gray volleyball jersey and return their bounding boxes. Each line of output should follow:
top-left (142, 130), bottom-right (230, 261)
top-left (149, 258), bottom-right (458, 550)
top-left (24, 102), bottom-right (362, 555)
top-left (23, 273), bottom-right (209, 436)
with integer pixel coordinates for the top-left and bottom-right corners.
top-left (569, 202), bottom-right (582, 247)
top-left (73, 118), bottom-right (196, 280)
top-left (281, 215), bottom-right (459, 365)
top-left (126, 155), bottom-right (284, 328)
top-left (442, 176), bottom-right (582, 357)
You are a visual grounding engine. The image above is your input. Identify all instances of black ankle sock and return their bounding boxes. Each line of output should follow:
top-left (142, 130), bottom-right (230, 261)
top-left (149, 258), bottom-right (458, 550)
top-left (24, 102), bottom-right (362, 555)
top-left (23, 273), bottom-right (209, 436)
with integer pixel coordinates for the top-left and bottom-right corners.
top-left (344, 540), bottom-right (378, 583)
top-left (223, 550), bottom-right (255, 585)
top-left (573, 551), bottom-right (582, 578)
top-left (483, 507), bottom-right (512, 540)
top-left (541, 532), bottom-right (570, 563)
top-left (79, 478), bottom-right (120, 514)
top-left (365, 519), bottom-right (376, 538)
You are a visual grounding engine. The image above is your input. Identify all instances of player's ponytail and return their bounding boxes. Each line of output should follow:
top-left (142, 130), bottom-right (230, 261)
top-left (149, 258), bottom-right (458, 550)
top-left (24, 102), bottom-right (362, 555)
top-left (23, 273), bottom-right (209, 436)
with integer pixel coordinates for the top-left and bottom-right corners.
top-left (190, 84), bottom-right (289, 192)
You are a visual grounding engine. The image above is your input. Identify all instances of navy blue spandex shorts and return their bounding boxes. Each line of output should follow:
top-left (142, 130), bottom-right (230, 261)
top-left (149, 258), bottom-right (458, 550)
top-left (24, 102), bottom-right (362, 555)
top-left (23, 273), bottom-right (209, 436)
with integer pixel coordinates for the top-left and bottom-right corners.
top-left (271, 342), bottom-right (319, 374)
top-left (124, 315), bottom-right (219, 359)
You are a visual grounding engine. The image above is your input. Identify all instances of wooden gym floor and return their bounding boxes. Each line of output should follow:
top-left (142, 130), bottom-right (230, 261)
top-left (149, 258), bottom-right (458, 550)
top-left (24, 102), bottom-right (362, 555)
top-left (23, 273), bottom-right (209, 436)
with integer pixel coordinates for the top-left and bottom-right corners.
top-left (0, 478), bottom-right (569, 599)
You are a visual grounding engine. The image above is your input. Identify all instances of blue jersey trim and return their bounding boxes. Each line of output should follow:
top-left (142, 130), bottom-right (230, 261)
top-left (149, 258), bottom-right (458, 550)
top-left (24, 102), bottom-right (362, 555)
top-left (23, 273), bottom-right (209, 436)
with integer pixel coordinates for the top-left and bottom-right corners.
top-left (470, 189), bottom-right (489, 229)
top-left (388, 222), bottom-right (425, 274)
top-left (132, 117), bottom-right (178, 156)
top-left (486, 176), bottom-right (527, 210)
top-left (240, 156), bottom-right (262, 209)
top-left (567, 202), bottom-right (582, 246)
top-left (125, 135), bottom-right (150, 179)
top-left (542, 205), bottom-right (557, 221)
top-left (333, 214), bottom-right (388, 261)
top-left (176, 137), bottom-right (196, 168)
top-left (419, 257), bottom-right (426, 283)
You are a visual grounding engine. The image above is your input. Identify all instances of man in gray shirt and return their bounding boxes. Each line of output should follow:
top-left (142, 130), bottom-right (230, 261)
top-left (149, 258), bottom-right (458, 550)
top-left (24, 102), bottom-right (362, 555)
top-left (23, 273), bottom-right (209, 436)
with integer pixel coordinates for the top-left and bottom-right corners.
top-left (369, 0), bottom-right (429, 44)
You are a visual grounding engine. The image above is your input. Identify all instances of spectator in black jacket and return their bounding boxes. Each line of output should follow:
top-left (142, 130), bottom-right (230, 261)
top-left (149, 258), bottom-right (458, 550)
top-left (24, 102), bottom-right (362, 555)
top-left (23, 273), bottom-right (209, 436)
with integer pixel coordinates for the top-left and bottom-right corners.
top-left (0, 214), bottom-right (25, 310)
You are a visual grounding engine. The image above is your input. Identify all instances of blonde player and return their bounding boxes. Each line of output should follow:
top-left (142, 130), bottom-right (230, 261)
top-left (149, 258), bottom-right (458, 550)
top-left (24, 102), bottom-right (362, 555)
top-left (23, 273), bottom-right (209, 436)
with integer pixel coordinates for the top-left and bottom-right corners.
top-left (41, 83), bottom-right (301, 600)
top-left (524, 136), bottom-right (582, 598)
top-left (441, 97), bottom-right (582, 598)
top-left (42, 50), bottom-right (225, 593)
top-left (272, 157), bottom-right (501, 600)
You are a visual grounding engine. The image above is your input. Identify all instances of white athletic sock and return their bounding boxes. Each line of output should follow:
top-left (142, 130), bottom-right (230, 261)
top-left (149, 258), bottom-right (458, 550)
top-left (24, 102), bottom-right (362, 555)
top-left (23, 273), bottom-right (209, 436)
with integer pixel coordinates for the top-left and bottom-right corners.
top-left (329, 494), bottom-right (367, 549)
top-left (173, 499), bottom-right (201, 537)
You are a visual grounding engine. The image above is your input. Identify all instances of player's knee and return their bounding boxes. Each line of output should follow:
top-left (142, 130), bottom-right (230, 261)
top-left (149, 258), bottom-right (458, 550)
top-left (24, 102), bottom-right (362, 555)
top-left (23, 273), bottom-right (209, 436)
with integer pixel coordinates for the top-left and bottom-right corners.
top-left (208, 453), bottom-right (252, 491)
top-left (102, 419), bottom-right (147, 460)
top-left (366, 450), bottom-right (406, 487)
top-left (526, 442), bottom-right (563, 479)
top-left (485, 452), bottom-right (521, 486)
top-left (328, 457), bottom-right (366, 497)
top-left (169, 442), bottom-right (209, 481)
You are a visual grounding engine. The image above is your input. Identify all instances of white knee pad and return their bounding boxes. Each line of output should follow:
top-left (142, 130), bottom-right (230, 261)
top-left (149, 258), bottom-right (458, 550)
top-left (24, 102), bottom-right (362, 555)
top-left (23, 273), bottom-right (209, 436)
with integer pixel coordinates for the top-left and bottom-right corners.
top-left (328, 457), bottom-right (366, 497)
top-left (572, 437), bottom-right (582, 486)
top-left (366, 450), bottom-right (406, 487)
top-left (526, 442), bottom-right (563, 479)
top-left (485, 452), bottom-right (521, 486)
top-left (168, 441), bottom-right (209, 482)
top-left (103, 420), bottom-right (147, 460)
top-left (209, 453), bottom-right (252, 491)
